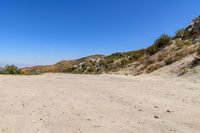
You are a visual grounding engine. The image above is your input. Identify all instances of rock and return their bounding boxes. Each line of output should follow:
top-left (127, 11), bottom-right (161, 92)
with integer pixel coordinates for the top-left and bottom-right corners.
top-left (167, 110), bottom-right (173, 113)
top-left (93, 125), bottom-right (101, 128)
top-left (32, 120), bottom-right (36, 123)
top-left (185, 16), bottom-right (200, 43)
top-left (154, 106), bottom-right (159, 108)
top-left (154, 115), bottom-right (159, 119)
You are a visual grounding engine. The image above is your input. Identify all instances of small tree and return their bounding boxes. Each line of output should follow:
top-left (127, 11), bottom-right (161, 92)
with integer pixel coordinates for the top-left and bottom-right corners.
top-left (155, 34), bottom-right (171, 48)
top-left (147, 34), bottom-right (171, 55)
top-left (4, 65), bottom-right (20, 75)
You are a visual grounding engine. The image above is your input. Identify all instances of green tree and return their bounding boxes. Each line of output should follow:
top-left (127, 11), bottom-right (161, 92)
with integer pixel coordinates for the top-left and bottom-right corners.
top-left (147, 34), bottom-right (171, 55)
top-left (4, 65), bottom-right (20, 75)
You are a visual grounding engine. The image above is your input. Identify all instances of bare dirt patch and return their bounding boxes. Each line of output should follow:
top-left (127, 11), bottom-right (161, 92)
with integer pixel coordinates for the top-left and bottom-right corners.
top-left (0, 74), bottom-right (200, 133)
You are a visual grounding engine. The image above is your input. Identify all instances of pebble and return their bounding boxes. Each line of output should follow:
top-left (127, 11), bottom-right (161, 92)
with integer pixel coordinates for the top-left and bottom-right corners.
top-left (167, 110), bottom-right (172, 113)
top-left (154, 115), bottom-right (159, 119)
top-left (154, 106), bottom-right (158, 108)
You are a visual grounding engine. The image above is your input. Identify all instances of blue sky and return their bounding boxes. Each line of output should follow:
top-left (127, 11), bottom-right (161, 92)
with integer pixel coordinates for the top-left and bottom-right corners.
top-left (0, 0), bottom-right (200, 66)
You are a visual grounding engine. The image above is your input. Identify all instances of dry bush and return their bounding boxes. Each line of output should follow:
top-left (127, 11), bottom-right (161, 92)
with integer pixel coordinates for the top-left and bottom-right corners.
top-left (157, 52), bottom-right (168, 62)
top-left (142, 57), bottom-right (155, 68)
top-left (164, 58), bottom-right (174, 65)
top-left (197, 46), bottom-right (200, 56)
top-left (175, 28), bottom-right (185, 38)
top-left (145, 63), bottom-right (162, 73)
top-left (176, 39), bottom-right (192, 48)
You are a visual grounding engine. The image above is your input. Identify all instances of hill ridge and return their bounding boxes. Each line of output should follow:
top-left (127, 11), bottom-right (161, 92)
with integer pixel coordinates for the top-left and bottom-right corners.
top-left (21, 16), bottom-right (200, 76)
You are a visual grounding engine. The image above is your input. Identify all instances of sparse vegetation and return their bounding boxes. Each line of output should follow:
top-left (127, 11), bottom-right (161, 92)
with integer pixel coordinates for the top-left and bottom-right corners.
top-left (197, 46), bottom-right (200, 56)
top-left (146, 34), bottom-right (171, 55)
top-left (19, 15), bottom-right (200, 76)
top-left (145, 63), bottom-right (162, 73)
top-left (175, 28), bottom-right (185, 38)
top-left (176, 39), bottom-right (193, 48)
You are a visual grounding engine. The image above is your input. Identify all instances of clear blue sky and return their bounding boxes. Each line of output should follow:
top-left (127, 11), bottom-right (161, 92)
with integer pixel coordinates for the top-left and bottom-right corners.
top-left (0, 0), bottom-right (200, 66)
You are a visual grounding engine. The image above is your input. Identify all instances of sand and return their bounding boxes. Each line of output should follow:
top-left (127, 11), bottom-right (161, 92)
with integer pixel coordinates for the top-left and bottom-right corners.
top-left (0, 73), bottom-right (200, 133)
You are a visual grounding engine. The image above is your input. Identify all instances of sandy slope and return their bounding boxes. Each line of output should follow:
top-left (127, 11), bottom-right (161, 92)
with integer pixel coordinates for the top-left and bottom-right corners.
top-left (0, 74), bottom-right (200, 133)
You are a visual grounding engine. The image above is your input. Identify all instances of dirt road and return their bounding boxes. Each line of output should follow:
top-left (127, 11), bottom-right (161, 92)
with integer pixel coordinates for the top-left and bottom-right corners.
top-left (0, 74), bottom-right (200, 133)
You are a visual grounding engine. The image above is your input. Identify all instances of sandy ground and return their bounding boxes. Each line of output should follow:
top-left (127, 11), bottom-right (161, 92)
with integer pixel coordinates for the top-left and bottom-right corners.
top-left (0, 74), bottom-right (200, 133)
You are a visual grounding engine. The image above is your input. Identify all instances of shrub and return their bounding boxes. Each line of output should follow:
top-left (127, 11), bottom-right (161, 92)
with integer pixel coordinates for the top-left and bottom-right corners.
top-left (157, 52), bottom-right (167, 62)
top-left (126, 49), bottom-right (145, 61)
top-left (120, 59), bottom-right (128, 67)
top-left (30, 70), bottom-right (42, 75)
top-left (110, 53), bottom-right (124, 59)
top-left (142, 58), bottom-right (155, 68)
top-left (176, 39), bottom-right (193, 48)
top-left (2, 65), bottom-right (20, 75)
top-left (164, 58), bottom-right (174, 65)
top-left (175, 28), bottom-right (185, 38)
top-left (145, 63), bottom-right (162, 73)
top-left (147, 34), bottom-right (171, 55)
top-left (197, 46), bottom-right (200, 56)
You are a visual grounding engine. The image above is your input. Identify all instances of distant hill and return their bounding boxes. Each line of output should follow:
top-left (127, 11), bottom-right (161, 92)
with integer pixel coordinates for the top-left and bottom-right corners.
top-left (0, 67), bottom-right (3, 71)
top-left (21, 55), bottom-right (104, 75)
top-left (21, 16), bottom-right (200, 76)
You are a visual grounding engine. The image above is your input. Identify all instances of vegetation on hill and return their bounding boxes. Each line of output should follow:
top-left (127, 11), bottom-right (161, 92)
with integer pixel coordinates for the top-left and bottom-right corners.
top-left (20, 60), bottom-right (78, 75)
top-left (174, 28), bottom-right (186, 39)
top-left (5, 16), bottom-right (200, 76)
top-left (197, 46), bottom-right (200, 56)
top-left (146, 34), bottom-right (171, 55)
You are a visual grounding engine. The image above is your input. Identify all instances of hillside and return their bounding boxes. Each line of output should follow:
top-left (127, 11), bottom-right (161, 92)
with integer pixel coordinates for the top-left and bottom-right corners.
top-left (21, 16), bottom-right (200, 76)
top-left (21, 55), bottom-right (104, 75)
